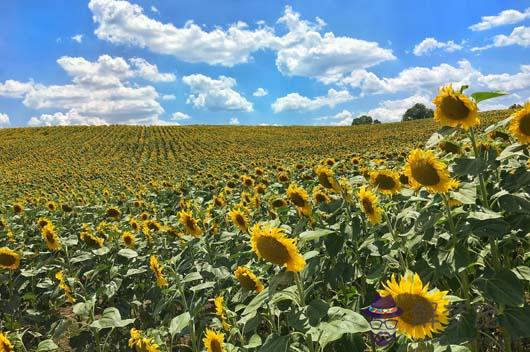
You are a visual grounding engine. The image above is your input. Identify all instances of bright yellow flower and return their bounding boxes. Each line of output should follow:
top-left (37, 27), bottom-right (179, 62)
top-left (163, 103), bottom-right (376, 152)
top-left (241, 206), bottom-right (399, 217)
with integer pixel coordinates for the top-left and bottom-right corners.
top-left (179, 210), bottom-right (202, 237)
top-left (0, 247), bottom-right (20, 270)
top-left (234, 266), bottom-right (264, 292)
top-left (287, 183), bottom-right (312, 216)
top-left (508, 102), bottom-right (530, 144)
top-left (149, 256), bottom-right (168, 288)
top-left (404, 149), bottom-right (456, 193)
top-left (358, 186), bottom-right (383, 225)
top-left (203, 328), bottom-right (225, 352)
top-left (214, 296), bottom-right (231, 331)
top-left (229, 207), bottom-right (250, 232)
top-left (41, 223), bottom-right (61, 251)
top-left (0, 331), bottom-right (14, 352)
top-left (315, 165), bottom-right (341, 192)
top-left (369, 170), bottom-right (401, 196)
top-left (55, 270), bottom-right (75, 303)
top-left (128, 328), bottom-right (160, 352)
top-left (433, 84), bottom-right (479, 130)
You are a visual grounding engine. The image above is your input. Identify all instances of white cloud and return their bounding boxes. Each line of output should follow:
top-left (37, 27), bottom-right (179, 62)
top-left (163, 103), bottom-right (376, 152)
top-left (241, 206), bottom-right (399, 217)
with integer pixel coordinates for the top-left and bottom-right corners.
top-left (313, 109), bottom-right (355, 125)
top-left (253, 87), bottom-right (268, 97)
top-left (129, 57), bottom-right (176, 82)
top-left (150, 5), bottom-right (158, 13)
top-left (365, 95), bottom-right (433, 123)
top-left (0, 113), bottom-right (10, 126)
top-left (171, 112), bottom-right (191, 120)
top-left (71, 34), bottom-right (84, 43)
top-left (0, 79), bottom-right (34, 98)
top-left (229, 117), bottom-right (240, 125)
top-left (469, 8), bottom-right (530, 31)
top-left (413, 37), bottom-right (463, 56)
top-left (89, 0), bottom-right (276, 66)
top-left (472, 26), bottom-right (530, 51)
top-left (274, 6), bottom-right (395, 83)
top-left (162, 94), bottom-right (176, 100)
top-left (28, 110), bottom-right (107, 126)
top-left (477, 65), bottom-right (530, 91)
top-left (182, 74), bottom-right (253, 112)
top-left (272, 88), bottom-right (353, 113)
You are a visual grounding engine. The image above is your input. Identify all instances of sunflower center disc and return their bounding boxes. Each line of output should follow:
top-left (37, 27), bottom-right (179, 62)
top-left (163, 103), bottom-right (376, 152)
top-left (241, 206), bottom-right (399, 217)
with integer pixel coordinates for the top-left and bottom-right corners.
top-left (375, 174), bottom-right (396, 190)
top-left (235, 214), bottom-right (245, 226)
top-left (396, 293), bottom-right (436, 326)
top-left (239, 274), bottom-right (257, 290)
top-left (519, 113), bottom-right (530, 136)
top-left (440, 96), bottom-right (469, 121)
top-left (0, 253), bottom-right (16, 266)
top-left (362, 198), bottom-right (374, 215)
top-left (290, 193), bottom-right (306, 207)
top-left (318, 173), bottom-right (333, 188)
top-left (257, 235), bottom-right (290, 265)
top-left (185, 218), bottom-right (196, 231)
top-left (411, 161), bottom-right (440, 186)
top-left (210, 339), bottom-right (222, 352)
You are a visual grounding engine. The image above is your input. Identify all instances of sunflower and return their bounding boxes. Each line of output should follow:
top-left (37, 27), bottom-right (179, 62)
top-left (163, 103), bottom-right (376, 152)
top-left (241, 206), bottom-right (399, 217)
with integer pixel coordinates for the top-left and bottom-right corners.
top-left (46, 201), bottom-right (57, 211)
top-left (229, 207), bottom-right (250, 232)
top-left (55, 270), bottom-right (75, 303)
top-left (234, 266), bottom-right (264, 292)
top-left (369, 170), bottom-right (401, 196)
top-left (149, 255), bottom-right (168, 288)
top-left (106, 207), bottom-right (121, 219)
top-left (508, 102), bottom-right (530, 144)
top-left (312, 186), bottom-right (331, 204)
top-left (129, 328), bottom-right (160, 352)
top-left (80, 225), bottom-right (105, 248)
top-left (41, 224), bottom-right (61, 251)
top-left (403, 149), bottom-right (455, 193)
top-left (178, 210), bottom-right (202, 237)
top-left (37, 217), bottom-right (51, 229)
top-left (213, 194), bottom-right (226, 208)
top-left (0, 247), bottom-right (20, 270)
top-left (214, 296), bottom-right (231, 330)
top-left (12, 203), bottom-right (23, 215)
top-left (315, 165), bottom-right (341, 192)
top-left (433, 84), bottom-right (479, 130)
top-left (130, 219), bottom-right (140, 231)
top-left (287, 183), bottom-right (312, 216)
top-left (203, 328), bottom-right (225, 352)
top-left (358, 186), bottom-right (383, 225)
top-left (271, 198), bottom-right (288, 208)
top-left (378, 273), bottom-right (449, 340)
top-left (0, 331), bottom-right (14, 352)
top-left (250, 224), bottom-right (306, 272)
top-left (122, 231), bottom-right (136, 248)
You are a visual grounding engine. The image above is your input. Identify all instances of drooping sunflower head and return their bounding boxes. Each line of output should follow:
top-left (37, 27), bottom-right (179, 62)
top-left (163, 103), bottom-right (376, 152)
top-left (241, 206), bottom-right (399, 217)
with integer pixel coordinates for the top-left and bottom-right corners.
top-left (0, 247), bottom-right (20, 270)
top-left (312, 186), bottom-right (331, 204)
top-left (229, 207), bottom-right (250, 232)
top-left (214, 296), bottom-right (231, 330)
top-left (315, 165), bottom-right (341, 192)
top-left (203, 328), bottom-right (225, 352)
top-left (358, 186), bottom-right (382, 225)
top-left (121, 231), bottom-right (136, 248)
top-left (37, 217), bottom-right (51, 229)
top-left (508, 102), bottom-right (530, 144)
top-left (249, 224), bottom-right (306, 272)
top-left (369, 170), bottom-right (401, 196)
top-left (178, 210), bottom-right (202, 237)
top-left (404, 149), bottom-right (454, 193)
top-left (234, 266), bottom-right (264, 292)
top-left (271, 198), bottom-right (288, 208)
top-left (0, 331), bottom-right (14, 352)
top-left (213, 194), bottom-right (226, 208)
top-left (378, 273), bottom-right (450, 340)
top-left (80, 228), bottom-right (105, 248)
top-left (149, 255), bottom-right (168, 288)
top-left (41, 224), bottom-right (61, 251)
top-left (106, 207), bottom-right (122, 219)
top-left (432, 84), bottom-right (479, 130)
top-left (287, 183), bottom-right (312, 216)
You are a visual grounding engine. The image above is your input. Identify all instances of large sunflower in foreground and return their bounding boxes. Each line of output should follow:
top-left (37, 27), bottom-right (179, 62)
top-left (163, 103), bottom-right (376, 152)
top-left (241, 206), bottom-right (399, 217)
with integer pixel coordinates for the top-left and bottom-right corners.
top-left (287, 183), bottom-right (312, 216)
top-left (234, 266), bottom-right (264, 292)
top-left (250, 224), bottom-right (306, 272)
top-left (358, 186), bottom-right (382, 225)
top-left (433, 84), bottom-right (479, 130)
top-left (0, 247), bottom-right (20, 270)
top-left (178, 210), bottom-right (202, 237)
top-left (403, 149), bottom-right (454, 193)
top-left (369, 170), bottom-right (401, 196)
top-left (378, 273), bottom-right (449, 340)
top-left (203, 329), bottom-right (225, 352)
top-left (508, 102), bottom-right (530, 144)
top-left (0, 331), bottom-right (14, 352)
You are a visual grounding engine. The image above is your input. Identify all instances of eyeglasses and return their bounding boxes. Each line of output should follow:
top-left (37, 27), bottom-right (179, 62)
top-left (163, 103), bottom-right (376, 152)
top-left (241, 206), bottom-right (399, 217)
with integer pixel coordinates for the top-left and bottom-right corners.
top-left (370, 319), bottom-right (398, 329)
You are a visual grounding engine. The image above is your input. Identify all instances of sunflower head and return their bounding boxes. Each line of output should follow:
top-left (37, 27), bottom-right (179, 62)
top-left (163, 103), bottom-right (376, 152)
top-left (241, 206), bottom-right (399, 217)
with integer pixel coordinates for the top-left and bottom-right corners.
top-left (432, 84), bottom-right (479, 130)
top-left (214, 296), bottom-right (231, 330)
top-left (234, 266), bottom-right (264, 292)
top-left (203, 328), bottom-right (225, 352)
top-left (0, 247), bottom-right (20, 270)
top-left (0, 331), bottom-right (14, 352)
top-left (312, 186), bottom-right (331, 204)
top-left (178, 210), bottom-right (202, 237)
top-left (13, 203), bottom-right (24, 215)
top-left (315, 166), bottom-right (341, 192)
top-left (403, 149), bottom-right (455, 193)
top-left (106, 207), bottom-right (121, 219)
top-left (271, 198), bottom-right (288, 208)
top-left (508, 102), bottom-right (530, 144)
top-left (250, 224), bottom-right (306, 272)
top-left (41, 224), bottom-right (61, 251)
top-left (369, 170), bottom-right (401, 196)
top-left (46, 201), bottom-right (57, 211)
top-left (229, 207), bottom-right (250, 232)
top-left (378, 273), bottom-right (449, 340)
top-left (122, 231), bottom-right (136, 248)
top-left (149, 255), bottom-right (168, 288)
top-left (287, 184), bottom-right (312, 216)
top-left (358, 186), bottom-right (382, 225)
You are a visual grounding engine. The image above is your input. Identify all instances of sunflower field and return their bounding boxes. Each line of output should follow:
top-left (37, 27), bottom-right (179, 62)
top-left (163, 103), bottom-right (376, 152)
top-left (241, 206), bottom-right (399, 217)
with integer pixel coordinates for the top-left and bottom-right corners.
top-left (0, 86), bottom-right (529, 352)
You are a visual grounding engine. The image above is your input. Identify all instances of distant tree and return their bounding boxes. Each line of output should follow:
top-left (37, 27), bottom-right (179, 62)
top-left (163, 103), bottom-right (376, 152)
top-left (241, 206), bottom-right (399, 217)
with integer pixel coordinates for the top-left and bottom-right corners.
top-left (351, 115), bottom-right (373, 125)
top-left (373, 119), bottom-right (381, 124)
top-left (402, 103), bottom-right (434, 121)
top-left (509, 104), bottom-right (522, 110)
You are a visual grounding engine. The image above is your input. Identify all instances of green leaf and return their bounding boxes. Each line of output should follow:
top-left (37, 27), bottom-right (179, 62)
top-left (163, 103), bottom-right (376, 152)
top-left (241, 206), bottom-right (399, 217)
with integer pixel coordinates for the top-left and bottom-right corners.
top-left (471, 91), bottom-right (508, 104)
top-left (512, 266), bottom-right (530, 282)
top-left (498, 194), bottom-right (530, 214)
top-left (299, 229), bottom-right (334, 242)
top-left (425, 126), bottom-right (457, 149)
top-left (70, 252), bottom-right (94, 264)
top-left (469, 218), bottom-right (510, 238)
top-left (498, 306), bottom-right (530, 338)
top-left (258, 334), bottom-right (289, 352)
top-left (182, 271), bottom-right (202, 283)
top-left (243, 334), bottom-right (262, 349)
top-left (90, 307), bottom-right (135, 331)
top-left (241, 288), bottom-right (269, 317)
top-left (169, 312), bottom-right (191, 337)
top-left (309, 307), bottom-right (370, 349)
top-left (36, 339), bottom-right (58, 351)
top-left (117, 248), bottom-right (138, 258)
top-left (306, 299), bottom-right (329, 326)
top-left (439, 311), bottom-right (476, 345)
top-left (125, 268), bottom-right (146, 277)
top-left (453, 157), bottom-right (487, 176)
top-left (189, 281), bottom-right (215, 292)
top-left (475, 268), bottom-right (524, 306)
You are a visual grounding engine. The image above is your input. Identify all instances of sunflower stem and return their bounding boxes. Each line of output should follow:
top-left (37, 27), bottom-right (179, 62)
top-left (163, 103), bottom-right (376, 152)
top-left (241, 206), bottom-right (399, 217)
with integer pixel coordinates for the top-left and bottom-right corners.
top-left (468, 129), bottom-right (489, 208)
top-left (294, 272), bottom-right (306, 306)
top-left (441, 194), bottom-right (457, 240)
top-left (383, 210), bottom-right (407, 270)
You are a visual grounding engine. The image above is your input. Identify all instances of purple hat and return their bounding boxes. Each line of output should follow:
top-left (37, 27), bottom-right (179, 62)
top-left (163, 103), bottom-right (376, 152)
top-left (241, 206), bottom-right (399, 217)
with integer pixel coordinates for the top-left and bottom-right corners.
top-left (362, 294), bottom-right (402, 319)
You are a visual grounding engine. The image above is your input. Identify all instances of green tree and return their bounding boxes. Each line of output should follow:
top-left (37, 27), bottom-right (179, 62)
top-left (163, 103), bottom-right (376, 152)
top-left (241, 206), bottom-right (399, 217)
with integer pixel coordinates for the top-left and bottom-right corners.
top-left (402, 103), bottom-right (434, 121)
top-left (351, 115), bottom-right (373, 125)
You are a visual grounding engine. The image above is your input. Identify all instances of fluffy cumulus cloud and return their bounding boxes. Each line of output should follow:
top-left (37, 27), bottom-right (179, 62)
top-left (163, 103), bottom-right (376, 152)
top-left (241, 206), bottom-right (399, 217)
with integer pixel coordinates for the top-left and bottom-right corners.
top-left (88, 1), bottom-right (394, 80)
top-left (472, 26), bottom-right (530, 51)
top-left (229, 117), bottom-right (240, 125)
top-left (162, 94), bottom-right (176, 100)
top-left (0, 79), bottom-right (34, 98)
top-left (88, 0), bottom-right (276, 66)
top-left (469, 8), bottom-right (530, 31)
top-left (0, 113), bottom-right (10, 126)
top-left (171, 112), bottom-right (191, 120)
top-left (1, 55), bottom-right (173, 126)
top-left (272, 88), bottom-right (353, 113)
top-left (365, 95), bottom-right (433, 123)
top-left (182, 74), bottom-right (253, 112)
top-left (413, 37), bottom-right (463, 56)
top-left (313, 109), bottom-right (355, 126)
top-left (253, 88), bottom-right (268, 97)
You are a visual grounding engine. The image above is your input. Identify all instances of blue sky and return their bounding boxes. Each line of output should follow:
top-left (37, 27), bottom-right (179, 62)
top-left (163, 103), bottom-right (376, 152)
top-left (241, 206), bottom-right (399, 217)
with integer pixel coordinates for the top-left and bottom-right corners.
top-left (0, 0), bottom-right (529, 127)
